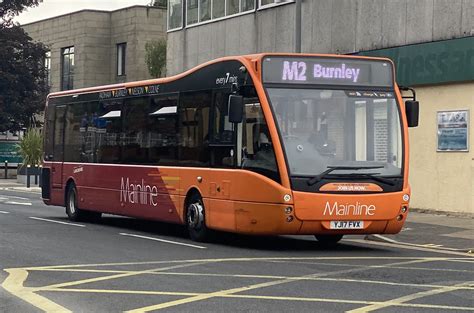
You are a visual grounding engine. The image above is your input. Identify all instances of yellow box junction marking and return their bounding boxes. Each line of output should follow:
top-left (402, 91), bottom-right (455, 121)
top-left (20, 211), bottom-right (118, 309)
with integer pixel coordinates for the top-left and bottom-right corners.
top-left (2, 256), bottom-right (473, 313)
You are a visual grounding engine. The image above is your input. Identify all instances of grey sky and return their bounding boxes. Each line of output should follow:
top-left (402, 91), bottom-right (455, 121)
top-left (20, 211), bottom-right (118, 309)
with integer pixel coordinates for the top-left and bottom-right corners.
top-left (16, 0), bottom-right (152, 25)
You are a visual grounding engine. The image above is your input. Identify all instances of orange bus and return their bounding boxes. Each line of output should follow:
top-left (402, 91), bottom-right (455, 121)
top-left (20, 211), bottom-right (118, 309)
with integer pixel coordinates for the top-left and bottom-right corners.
top-left (42, 54), bottom-right (419, 244)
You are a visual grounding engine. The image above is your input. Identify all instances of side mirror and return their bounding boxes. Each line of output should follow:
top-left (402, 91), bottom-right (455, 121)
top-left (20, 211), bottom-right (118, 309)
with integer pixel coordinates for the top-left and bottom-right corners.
top-left (405, 100), bottom-right (419, 127)
top-left (228, 95), bottom-right (244, 123)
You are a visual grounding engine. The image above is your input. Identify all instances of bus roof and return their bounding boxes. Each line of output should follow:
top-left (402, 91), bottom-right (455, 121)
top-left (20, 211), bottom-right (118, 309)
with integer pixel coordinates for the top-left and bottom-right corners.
top-left (47, 53), bottom-right (394, 99)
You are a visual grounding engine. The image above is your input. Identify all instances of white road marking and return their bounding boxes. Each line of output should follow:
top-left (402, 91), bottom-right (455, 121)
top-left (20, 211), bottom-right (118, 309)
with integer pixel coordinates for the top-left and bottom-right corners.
top-left (29, 217), bottom-right (85, 227)
top-left (5, 201), bottom-right (32, 206)
top-left (0, 210), bottom-right (10, 214)
top-left (119, 233), bottom-right (206, 249)
top-left (0, 195), bottom-right (29, 200)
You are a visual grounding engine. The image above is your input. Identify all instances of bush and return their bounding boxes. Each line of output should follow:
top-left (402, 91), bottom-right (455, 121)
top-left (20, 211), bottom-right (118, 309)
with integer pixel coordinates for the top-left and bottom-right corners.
top-left (16, 128), bottom-right (43, 166)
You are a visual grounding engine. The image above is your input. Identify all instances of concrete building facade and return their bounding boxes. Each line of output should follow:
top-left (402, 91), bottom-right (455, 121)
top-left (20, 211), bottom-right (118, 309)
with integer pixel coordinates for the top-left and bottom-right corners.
top-left (22, 5), bottom-right (167, 93)
top-left (165, 0), bottom-right (474, 214)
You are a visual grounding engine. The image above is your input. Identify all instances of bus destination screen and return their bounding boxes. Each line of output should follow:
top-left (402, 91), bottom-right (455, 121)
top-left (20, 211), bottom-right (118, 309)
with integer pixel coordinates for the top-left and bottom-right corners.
top-left (262, 56), bottom-right (393, 87)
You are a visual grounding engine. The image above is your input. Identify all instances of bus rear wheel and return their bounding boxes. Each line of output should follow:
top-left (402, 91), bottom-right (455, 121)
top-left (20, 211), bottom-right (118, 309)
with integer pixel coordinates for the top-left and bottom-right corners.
top-left (66, 184), bottom-right (86, 222)
top-left (66, 184), bottom-right (102, 222)
top-left (315, 234), bottom-right (343, 246)
top-left (186, 194), bottom-right (210, 242)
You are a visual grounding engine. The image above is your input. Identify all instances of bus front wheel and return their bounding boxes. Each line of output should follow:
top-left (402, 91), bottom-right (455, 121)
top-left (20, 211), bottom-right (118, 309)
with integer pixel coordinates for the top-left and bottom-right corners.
top-left (315, 234), bottom-right (343, 246)
top-left (186, 194), bottom-right (210, 242)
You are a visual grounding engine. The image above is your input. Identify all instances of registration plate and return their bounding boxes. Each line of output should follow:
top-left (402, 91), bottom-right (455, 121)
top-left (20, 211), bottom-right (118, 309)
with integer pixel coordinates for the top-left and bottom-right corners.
top-left (330, 221), bottom-right (364, 229)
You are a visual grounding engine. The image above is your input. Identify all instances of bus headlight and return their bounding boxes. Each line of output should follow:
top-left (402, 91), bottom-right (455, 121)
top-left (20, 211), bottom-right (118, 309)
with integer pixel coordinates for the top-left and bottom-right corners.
top-left (403, 194), bottom-right (410, 202)
top-left (285, 207), bottom-right (293, 214)
top-left (401, 206), bottom-right (408, 213)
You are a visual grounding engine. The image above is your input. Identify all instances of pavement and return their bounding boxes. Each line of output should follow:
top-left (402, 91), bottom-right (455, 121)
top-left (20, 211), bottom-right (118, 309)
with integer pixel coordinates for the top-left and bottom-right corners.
top-left (0, 178), bottom-right (41, 193)
top-left (0, 178), bottom-right (472, 253)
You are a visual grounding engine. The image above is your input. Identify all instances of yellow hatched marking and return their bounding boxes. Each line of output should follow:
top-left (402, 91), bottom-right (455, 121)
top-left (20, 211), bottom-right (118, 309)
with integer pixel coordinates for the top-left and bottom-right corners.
top-left (39, 288), bottom-right (474, 311)
top-left (22, 256), bottom-right (458, 271)
top-left (21, 268), bottom-right (474, 290)
top-left (124, 258), bottom-right (437, 312)
top-left (347, 281), bottom-right (474, 312)
top-left (2, 269), bottom-right (72, 313)
top-left (4, 256), bottom-right (474, 312)
top-left (38, 262), bottom-right (207, 290)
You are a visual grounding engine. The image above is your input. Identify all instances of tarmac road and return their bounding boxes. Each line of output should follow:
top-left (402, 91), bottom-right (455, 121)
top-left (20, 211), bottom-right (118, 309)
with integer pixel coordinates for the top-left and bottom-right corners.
top-left (0, 185), bottom-right (473, 312)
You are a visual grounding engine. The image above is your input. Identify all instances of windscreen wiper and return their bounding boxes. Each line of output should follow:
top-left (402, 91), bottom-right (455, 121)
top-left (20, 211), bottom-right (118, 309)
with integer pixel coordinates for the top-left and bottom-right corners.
top-left (339, 173), bottom-right (397, 186)
top-left (307, 166), bottom-right (384, 186)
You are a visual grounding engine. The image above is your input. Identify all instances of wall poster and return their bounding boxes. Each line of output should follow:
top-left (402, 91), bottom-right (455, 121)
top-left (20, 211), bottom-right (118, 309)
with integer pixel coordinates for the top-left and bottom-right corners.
top-left (437, 110), bottom-right (469, 152)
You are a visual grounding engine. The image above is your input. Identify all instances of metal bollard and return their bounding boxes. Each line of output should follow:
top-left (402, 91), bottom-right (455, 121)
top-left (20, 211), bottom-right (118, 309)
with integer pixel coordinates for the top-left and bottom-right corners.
top-left (4, 160), bottom-right (7, 179)
top-left (34, 164), bottom-right (38, 185)
top-left (26, 165), bottom-right (31, 188)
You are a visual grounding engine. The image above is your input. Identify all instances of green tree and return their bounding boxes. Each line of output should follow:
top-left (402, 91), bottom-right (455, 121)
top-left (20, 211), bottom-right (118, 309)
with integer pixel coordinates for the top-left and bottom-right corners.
top-left (16, 127), bottom-right (43, 166)
top-left (0, 0), bottom-right (49, 132)
top-left (145, 39), bottom-right (167, 78)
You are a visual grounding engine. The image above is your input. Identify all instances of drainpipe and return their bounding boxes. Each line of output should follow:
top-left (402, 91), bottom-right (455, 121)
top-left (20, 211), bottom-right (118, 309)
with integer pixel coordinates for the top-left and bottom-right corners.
top-left (295, 0), bottom-right (302, 53)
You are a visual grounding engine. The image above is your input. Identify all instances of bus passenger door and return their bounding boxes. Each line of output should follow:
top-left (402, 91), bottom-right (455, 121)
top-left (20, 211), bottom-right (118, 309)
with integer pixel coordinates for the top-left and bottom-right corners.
top-left (51, 105), bottom-right (66, 189)
top-left (209, 91), bottom-right (234, 199)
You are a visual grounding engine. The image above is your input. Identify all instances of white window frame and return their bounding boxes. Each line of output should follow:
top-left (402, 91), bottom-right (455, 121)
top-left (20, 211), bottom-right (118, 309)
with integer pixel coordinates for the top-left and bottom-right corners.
top-left (258, 0), bottom-right (294, 11)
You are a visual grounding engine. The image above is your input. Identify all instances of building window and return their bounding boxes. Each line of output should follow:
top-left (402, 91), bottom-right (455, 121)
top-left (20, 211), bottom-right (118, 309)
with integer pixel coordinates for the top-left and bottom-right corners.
top-left (259, 0), bottom-right (293, 8)
top-left (226, 0), bottom-right (239, 15)
top-left (199, 0), bottom-right (211, 22)
top-left (61, 46), bottom-right (74, 91)
top-left (180, 0), bottom-right (255, 27)
top-left (117, 43), bottom-right (126, 76)
top-left (241, 0), bottom-right (255, 11)
top-left (168, 0), bottom-right (183, 30)
top-left (44, 51), bottom-right (51, 86)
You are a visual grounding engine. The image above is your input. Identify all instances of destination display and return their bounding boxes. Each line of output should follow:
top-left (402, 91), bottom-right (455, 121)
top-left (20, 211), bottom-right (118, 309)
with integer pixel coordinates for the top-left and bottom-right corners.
top-left (262, 56), bottom-right (393, 87)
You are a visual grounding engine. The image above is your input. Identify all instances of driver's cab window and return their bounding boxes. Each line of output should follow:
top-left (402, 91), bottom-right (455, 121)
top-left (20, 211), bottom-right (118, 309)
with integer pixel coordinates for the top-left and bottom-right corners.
top-left (241, 100), bottom-right (279, 182)
top-left (273, 96), bottom-right (336, 158)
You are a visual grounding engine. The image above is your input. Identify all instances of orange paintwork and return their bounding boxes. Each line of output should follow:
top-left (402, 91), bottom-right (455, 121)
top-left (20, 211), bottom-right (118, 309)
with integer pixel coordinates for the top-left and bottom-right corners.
top-left (44, 53), bottom-right (412, 236)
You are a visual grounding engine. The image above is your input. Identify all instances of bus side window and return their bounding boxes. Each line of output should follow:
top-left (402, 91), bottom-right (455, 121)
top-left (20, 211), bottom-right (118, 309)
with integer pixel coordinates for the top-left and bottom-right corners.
top-left (148, 94), bottom-right (179, 165)
top-left (122, 97), bottom-right (149, 164)
top-left (64, 102), bottom-right (93, 163)
top-left (52, 105), bottom-right (66, 162)
top-left (179, 91), bottom-right (211, 166)
top-left (94, 100), bottom-right (123, 164)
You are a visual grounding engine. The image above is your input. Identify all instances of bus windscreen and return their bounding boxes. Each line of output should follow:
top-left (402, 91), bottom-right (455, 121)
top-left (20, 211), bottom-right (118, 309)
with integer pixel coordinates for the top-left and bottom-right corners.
top-left (262, 56), bottom-right (393, 87)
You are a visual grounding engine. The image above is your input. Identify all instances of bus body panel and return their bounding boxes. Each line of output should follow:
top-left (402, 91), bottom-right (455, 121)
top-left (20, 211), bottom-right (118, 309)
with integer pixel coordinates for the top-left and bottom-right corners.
top-left (60, 162), bottom-right (182, 223)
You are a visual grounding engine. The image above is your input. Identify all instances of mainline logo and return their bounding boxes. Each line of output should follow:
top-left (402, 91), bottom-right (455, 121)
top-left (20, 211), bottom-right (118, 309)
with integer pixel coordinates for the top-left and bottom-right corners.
top-left (120, 177), bottom-right (158, 206)
top-left (323, 201), bottom-right (376, 216)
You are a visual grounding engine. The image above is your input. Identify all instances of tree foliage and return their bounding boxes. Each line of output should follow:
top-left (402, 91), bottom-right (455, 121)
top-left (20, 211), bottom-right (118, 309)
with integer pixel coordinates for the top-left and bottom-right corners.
top-left (0, 0), bottom-right (48, 132)
top-left (16, 127), bottom-right (43, 166)
top-left (1, 0), bottom-right (41, 23)
top-left (145, 39), bottom-right (167, 78)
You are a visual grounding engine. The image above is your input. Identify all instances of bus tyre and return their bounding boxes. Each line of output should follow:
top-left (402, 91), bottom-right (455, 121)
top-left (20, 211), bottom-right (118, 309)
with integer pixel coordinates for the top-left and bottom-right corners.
top-left (186, 194), bottom-right (209, 242)
top-left (66, 184), bottom-right (85, 222)
top-left (315, 234), bottom-right (343, 246)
